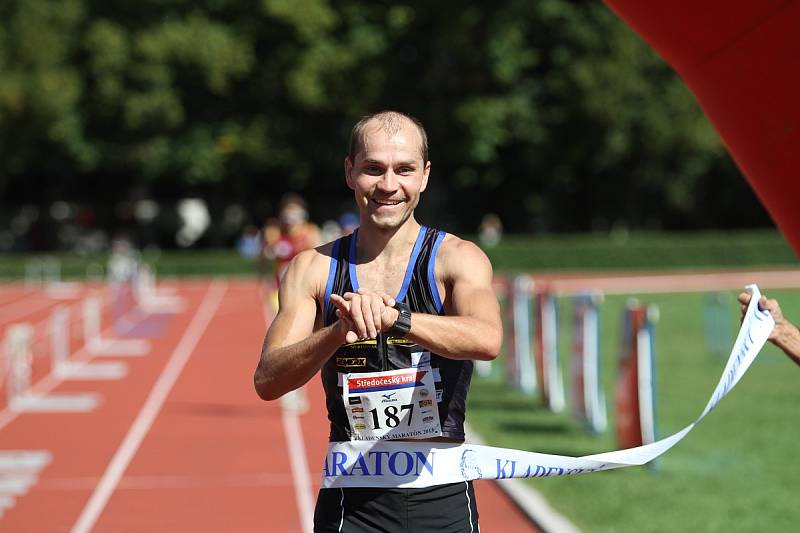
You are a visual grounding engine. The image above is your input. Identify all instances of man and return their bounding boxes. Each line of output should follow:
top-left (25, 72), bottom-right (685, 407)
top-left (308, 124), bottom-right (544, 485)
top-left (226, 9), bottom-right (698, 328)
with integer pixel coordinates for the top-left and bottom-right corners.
top-left (254, 110), bottom-right (502, 531)
top-left (738, 291), bottom-right (800, 366)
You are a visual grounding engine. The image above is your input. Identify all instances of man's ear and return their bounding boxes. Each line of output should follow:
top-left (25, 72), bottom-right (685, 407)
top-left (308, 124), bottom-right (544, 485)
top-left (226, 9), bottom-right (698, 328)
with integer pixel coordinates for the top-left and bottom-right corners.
top-left (344, 157), bottom-right (356, 190)
top-left (419, 160), bottom-right (431, 192)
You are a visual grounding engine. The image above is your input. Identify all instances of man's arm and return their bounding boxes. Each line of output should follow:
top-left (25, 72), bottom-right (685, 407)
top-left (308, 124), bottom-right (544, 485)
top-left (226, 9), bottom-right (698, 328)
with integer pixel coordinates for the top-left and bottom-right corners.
top-left (253, 249), bottom-right (350, 401)
top-left (404, 237), bottom-right (502, 360)
top-left (738, 292), bottom-right (800, 367)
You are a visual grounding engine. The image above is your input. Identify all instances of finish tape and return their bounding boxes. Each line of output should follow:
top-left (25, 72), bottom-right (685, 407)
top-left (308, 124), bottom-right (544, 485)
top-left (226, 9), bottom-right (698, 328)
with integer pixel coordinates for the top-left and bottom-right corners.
top-left (321, 285), bottom-right (774, 488)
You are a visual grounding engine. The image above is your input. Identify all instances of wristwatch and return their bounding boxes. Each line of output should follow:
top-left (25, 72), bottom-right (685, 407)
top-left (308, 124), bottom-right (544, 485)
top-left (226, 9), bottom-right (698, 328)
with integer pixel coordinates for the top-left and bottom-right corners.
top-left (389, 300), bottom-right (412, 337)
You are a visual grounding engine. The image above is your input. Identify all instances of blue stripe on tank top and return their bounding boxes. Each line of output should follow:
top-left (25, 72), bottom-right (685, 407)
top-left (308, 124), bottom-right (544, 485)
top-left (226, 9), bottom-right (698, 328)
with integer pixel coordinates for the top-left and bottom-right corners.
top-left (427, 230), bottom-right (446, 314)
top-left (396, 226), bottom-right (427, 301)
top-left (347, 229), bottom-right (359, 291)
top-left (322, 238), bottom-right (342, 326)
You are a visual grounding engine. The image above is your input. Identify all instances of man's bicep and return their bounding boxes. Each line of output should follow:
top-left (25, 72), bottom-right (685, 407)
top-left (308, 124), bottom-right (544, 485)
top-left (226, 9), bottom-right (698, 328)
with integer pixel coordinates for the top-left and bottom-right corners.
top-left (449, 245), bottom-right (501, 323)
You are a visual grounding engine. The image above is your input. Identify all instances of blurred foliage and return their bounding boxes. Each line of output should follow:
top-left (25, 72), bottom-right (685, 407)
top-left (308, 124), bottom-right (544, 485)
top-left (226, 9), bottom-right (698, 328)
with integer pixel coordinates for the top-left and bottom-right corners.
top-left (0, 0), bottom-right (768, 232)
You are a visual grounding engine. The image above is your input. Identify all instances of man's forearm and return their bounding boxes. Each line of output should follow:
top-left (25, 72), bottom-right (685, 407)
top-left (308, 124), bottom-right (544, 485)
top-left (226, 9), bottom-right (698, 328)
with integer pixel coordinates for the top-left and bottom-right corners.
top-left (775, 322), bottom-right (800, 367)
top-left (254, 324), bottom-right (344, 400)
top-left (404, 313), bottom-right (501, 361)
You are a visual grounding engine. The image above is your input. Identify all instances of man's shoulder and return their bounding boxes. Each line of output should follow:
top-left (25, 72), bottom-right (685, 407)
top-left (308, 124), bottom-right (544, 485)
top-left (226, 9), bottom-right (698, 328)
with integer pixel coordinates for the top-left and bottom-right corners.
top-left (286, 242), bottom-right (336, 278)
top-left (438, 233), bottom-right (489, 261)
top-left (436, 234), bottom-right (493, 276)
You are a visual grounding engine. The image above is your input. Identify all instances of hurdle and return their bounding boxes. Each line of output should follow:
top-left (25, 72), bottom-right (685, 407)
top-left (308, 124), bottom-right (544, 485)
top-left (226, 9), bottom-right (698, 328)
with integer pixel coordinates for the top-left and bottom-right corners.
top-left (509, 275), bottom-right (538, 395)
top-left (570, 292), bottom-right (607, 433)
top-left (83, 296), bottom-right (150, 356)
top-left (615, 300), bottom-right (659, 449)
top-left (134, 264), bottom-right (186, 314)
top-left (24, 256), bottom-right (82, 299)
top-left (50, 306), bottom-right (128, 380)
top-left (0, 450), bottom-right (52, 518)
top-left (3, 323), bottom-right (100, 413)
top-left (532, 286), bottom-right (565, 412)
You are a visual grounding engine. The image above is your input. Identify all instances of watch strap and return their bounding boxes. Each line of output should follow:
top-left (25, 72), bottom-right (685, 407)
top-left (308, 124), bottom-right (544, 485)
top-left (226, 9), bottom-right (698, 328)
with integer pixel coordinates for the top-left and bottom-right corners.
top-left (389, 300), bottom-right (412, 337)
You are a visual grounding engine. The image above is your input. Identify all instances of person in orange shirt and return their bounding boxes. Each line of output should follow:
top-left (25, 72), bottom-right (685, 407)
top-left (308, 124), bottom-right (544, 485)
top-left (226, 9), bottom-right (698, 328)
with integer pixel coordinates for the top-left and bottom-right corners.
top-left (265, 193), bottom-right (322, 284)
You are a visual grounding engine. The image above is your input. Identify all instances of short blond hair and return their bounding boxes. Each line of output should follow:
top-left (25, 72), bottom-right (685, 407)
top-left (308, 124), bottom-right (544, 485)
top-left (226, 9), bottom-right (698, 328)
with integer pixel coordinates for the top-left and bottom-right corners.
top-left (347, 110), bottom-right (429, 162)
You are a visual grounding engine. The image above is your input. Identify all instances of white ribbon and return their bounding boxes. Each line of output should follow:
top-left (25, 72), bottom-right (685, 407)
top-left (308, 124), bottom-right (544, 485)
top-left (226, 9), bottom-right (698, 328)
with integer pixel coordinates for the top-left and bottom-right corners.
top-left (321, 285), bottom-right (774, 489)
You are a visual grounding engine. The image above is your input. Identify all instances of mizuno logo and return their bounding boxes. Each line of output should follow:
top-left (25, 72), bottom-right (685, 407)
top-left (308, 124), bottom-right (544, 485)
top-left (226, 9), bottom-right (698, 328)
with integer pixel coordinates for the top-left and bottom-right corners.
top-left (381, 392), bottom-right (397, 402)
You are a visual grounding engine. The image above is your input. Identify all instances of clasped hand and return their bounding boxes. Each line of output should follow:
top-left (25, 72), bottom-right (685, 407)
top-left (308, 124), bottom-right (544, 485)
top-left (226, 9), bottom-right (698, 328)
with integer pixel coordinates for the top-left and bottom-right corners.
top-left (330, 288), bottom-right (399, 343)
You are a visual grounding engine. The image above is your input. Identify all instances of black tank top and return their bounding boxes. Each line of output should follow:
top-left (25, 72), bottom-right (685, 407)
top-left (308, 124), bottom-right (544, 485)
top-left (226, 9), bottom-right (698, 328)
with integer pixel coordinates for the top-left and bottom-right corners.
top-left (321, 225), bottom-right (473, 442)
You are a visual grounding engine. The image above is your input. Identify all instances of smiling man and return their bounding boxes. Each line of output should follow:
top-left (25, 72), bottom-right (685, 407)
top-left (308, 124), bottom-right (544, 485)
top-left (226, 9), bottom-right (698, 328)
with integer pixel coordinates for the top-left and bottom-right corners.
top-left (254, 111), bottom-right (502, 532)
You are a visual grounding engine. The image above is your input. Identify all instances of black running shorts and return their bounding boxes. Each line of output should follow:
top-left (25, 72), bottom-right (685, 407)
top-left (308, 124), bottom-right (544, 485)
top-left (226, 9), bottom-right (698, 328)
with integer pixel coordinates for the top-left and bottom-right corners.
top-left (313, 481), bottom-right (479, 532)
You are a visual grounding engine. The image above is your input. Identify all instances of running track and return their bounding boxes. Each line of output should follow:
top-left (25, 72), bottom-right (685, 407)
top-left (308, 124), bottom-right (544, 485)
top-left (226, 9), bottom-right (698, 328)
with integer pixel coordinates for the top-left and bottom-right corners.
top-left (0, 279), bottom-right (536, 532)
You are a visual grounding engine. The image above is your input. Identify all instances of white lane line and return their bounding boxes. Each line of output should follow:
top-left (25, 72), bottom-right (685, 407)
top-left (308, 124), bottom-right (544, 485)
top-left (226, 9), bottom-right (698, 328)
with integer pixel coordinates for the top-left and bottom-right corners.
top-left (259, 290), bottom-right (314, 533)
top-left (40, 472), bottom-right (296, 490)
top-left (281, 403), bottom-right (315, 533)
top-left (70, 279), bottom-right (227, 533)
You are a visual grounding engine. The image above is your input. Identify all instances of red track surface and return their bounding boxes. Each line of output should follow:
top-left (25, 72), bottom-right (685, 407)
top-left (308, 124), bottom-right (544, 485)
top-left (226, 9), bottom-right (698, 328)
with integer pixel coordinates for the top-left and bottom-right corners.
top-left (0, 279), bottom-right (537, 532)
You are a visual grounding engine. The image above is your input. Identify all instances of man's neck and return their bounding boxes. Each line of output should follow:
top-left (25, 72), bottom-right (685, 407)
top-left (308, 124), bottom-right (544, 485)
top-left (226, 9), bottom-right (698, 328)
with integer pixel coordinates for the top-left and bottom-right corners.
top-left (355, 218), bottom-right (421, 263)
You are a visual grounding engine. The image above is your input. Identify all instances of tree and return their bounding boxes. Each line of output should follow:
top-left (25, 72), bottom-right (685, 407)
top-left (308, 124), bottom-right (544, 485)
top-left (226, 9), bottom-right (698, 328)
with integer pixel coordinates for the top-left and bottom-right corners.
top-left (0, 0), bottom-right (763, 243)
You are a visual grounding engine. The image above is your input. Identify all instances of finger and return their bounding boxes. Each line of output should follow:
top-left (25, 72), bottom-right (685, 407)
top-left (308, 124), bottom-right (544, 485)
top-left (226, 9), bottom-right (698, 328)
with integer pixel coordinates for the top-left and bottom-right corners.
top-left (370, 297), bottom-right (383, 336)
top-left (345, 330), bottom-right (359, 344)
top-left (348, 294), bottom-right (367, 339)
top-left (759, 296), bottom-right (769, 311)
top-left (360, 295), bottom-right (377, 338)
top-left (380, 293), bottom-right (396, 307)
top-left (737, 292), bottom-right (750, 305)
top-left (335, 308), bottom-right (353, 326)
top-left (330, 294), bottom-right (350, 313)
top-left (341, 292), bottom-right (357, 301)
top-left (379, 304), bottom-right (396, 331)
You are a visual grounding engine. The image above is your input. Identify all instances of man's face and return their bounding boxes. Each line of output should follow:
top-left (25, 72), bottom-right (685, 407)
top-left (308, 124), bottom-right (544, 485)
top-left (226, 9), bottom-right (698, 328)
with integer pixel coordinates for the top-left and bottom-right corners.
top-left (344, 121), bottom-right (430, 231)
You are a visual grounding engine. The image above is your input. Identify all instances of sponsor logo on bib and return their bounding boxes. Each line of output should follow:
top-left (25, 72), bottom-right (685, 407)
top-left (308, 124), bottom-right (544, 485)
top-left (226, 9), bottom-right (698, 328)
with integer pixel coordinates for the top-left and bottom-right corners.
top-left (337, 357), bottom-right (367, 368)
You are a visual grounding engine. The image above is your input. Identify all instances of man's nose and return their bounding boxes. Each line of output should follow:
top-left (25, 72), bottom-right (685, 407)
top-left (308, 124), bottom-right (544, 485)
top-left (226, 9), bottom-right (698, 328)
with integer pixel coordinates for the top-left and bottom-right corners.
top-left (377, 170), bottom-right (398, 191)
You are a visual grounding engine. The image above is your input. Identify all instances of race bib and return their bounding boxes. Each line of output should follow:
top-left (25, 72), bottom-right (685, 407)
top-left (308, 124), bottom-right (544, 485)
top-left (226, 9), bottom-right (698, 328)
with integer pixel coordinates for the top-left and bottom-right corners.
top-left (343, 367), bottom-right (442, 441)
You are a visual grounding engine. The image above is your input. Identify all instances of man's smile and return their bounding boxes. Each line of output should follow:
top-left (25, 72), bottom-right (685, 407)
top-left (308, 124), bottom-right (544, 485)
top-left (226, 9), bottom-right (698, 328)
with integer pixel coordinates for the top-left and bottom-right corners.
top-left (371, 198), bottom-right (404, 207)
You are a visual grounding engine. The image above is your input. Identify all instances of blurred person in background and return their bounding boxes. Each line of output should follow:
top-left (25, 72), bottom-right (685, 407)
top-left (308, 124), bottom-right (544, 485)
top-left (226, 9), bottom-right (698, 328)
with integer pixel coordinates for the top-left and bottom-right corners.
top-left (478, 212), bottom-right (503, 248)
top-left (738, 291), bottom-right (800, 366)
top-left (319, 219), bottom-right (343, 244)
top-left (338, 211), bottom-right (359, 236)
top-left (260, 193), bottom-right (321, 285)
top-left (236, 224), bottom-right (261, 259)
top-left (258, 218), bottom-right (280, 277)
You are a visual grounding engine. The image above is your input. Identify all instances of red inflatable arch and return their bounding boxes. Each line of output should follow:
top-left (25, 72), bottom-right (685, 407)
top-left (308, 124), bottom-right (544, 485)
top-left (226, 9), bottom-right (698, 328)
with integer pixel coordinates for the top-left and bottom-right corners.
top-left (605, 0), bottom-right (800, 256)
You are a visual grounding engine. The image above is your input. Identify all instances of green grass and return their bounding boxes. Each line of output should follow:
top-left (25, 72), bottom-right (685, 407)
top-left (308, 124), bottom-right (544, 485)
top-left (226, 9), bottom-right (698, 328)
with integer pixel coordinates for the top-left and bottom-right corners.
top-left (482, 229), bottom-right (796, 272)
top-left (467, 289), bottom-right (800, 532)
top-left (0, 229), bottom-right (796, 279)
top-left (0, 249), bottom-right (260, 279)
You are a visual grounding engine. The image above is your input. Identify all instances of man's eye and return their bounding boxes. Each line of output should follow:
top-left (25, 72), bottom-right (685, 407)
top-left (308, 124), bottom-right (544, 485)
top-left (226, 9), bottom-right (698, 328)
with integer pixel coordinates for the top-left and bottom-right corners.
top-left (398, 167), bottom-right (414, 174)
top-left (365, 166), bottom-right (382, 174)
